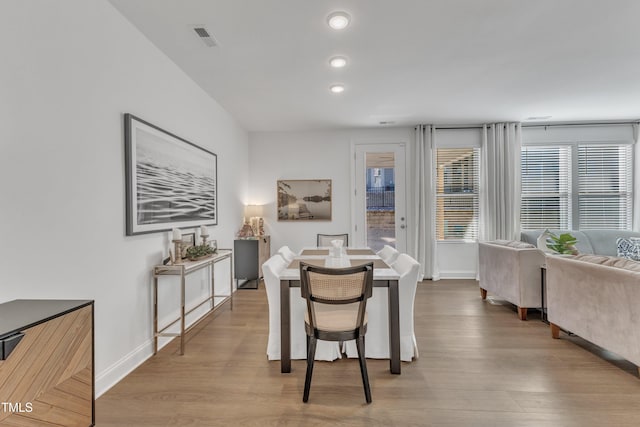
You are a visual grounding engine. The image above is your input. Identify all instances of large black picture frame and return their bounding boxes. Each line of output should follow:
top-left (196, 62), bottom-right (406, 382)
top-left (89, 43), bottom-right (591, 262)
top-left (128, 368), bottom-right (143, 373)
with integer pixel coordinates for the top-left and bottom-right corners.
top-left (124, 113), bottom-right (217, 235)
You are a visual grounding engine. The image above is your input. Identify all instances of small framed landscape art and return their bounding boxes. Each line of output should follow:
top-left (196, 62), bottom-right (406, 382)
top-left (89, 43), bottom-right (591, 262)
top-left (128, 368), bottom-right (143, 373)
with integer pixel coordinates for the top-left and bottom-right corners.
top-left (124, 114), bottom-right (217, 235)
top-left (180, 232), bottom-right (196, 259)
top-left (181, 233), bottom-right (196, 249)
top-left (277, 179), bottom-right (332, 221)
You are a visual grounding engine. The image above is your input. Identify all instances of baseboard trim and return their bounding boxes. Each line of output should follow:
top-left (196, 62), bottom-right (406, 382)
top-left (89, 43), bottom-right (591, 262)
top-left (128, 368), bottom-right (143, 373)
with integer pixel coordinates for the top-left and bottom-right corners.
top-left (438, 271), bottom-right (477, 280)
top-left (95, 339), bottom-right (153, 398)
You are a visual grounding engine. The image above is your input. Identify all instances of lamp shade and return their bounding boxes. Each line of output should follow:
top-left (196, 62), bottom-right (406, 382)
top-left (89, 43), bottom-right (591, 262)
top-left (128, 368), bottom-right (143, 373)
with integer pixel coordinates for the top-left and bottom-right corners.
top-left (245, 204), bottom-right (263, 218)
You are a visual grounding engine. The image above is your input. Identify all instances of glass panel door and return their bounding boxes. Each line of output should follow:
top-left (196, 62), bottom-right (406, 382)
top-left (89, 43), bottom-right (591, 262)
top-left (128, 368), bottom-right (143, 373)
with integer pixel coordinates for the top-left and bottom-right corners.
top-left (353, 143), bottom-right (406, 252)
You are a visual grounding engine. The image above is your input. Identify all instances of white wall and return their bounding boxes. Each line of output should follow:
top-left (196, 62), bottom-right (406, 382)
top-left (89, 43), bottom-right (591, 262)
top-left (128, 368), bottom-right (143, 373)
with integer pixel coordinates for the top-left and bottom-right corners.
top-left (249, 127), bottom-right (480, 279)
top-left (248, 128), bottom-right (413, 253)
top-left (0, 0), bottom-right (248, 396)
top-left (522, 123), bottom-right (635, 144)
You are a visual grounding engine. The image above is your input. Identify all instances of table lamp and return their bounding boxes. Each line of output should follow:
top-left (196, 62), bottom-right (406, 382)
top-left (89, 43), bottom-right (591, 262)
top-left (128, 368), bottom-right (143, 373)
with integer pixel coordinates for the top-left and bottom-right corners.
top-left (245, 204), bottom-right (264, 236)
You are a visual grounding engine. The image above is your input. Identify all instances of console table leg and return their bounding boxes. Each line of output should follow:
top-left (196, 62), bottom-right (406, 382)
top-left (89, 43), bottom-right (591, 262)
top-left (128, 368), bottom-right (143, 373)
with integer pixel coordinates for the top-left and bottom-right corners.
top-left (153, 277), bottom-right (158, 355)
top-left (180, 274), bottom-right (186, 355)
top-left (229, 256), bottom-right (234, 310)
top-left (211, 262), bottom-right (215, 311)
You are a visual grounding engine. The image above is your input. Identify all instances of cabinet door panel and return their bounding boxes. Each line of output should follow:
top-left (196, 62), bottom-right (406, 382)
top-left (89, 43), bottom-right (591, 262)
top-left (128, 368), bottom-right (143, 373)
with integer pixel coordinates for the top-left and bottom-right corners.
top-left (0, 305), bottom-right (93, 427)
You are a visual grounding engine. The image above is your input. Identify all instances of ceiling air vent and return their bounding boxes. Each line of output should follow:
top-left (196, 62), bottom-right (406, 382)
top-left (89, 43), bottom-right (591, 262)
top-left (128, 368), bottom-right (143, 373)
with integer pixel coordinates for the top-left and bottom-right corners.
top-left (193, 27), bottom-right (217, 47)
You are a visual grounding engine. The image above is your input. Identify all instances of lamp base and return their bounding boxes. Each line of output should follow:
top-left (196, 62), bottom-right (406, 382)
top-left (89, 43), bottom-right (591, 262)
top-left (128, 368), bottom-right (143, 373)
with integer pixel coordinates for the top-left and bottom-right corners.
top-left (238, 222), bottom-right (254, 238)
top-left (250, 217), bottom-right (264, 236)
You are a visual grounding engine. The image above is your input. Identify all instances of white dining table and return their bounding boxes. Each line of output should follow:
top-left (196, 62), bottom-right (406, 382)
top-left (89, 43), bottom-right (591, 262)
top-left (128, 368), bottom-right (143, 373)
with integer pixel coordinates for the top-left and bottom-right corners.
top-left (278, 247), bottom-right (402, 374)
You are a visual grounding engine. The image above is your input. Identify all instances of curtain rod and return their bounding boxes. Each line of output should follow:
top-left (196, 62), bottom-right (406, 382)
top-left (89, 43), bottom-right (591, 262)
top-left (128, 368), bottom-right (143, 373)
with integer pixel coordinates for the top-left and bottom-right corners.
top-left (521, 121), bottom-right (639, 128)
top-left (421, 121), bottom-right (639, 130)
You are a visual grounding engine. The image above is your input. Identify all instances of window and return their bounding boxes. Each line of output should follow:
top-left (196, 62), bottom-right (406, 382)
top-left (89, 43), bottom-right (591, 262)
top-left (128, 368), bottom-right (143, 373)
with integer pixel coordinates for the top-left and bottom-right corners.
top-left (436, 148), bottom-right (479, 240)
top-left (521, 146), bottom-right (571, 230)
top-left (578, 144), bottom-right (632, 229)
top-left (521, 143), bottom-right (632, 230)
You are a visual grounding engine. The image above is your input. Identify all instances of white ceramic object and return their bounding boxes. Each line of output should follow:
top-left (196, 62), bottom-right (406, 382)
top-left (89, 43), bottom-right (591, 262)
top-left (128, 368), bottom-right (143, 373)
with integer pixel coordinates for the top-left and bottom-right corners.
top-left (537, 230), bottom-right (553, 253)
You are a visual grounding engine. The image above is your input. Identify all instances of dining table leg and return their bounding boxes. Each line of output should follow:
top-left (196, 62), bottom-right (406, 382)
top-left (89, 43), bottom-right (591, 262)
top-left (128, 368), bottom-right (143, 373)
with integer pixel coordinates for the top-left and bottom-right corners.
top-left (280, 279), bottom-right (291, 373)
top-left (389, 279), bottom-right (401, 374)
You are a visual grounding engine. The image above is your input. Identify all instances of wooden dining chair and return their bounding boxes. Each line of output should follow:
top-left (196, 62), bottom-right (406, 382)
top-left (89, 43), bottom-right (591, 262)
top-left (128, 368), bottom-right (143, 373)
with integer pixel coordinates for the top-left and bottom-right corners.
top-left (317, 233), bottom-right (348, 247)
top-left (299, 262), bottom-right (374, 403)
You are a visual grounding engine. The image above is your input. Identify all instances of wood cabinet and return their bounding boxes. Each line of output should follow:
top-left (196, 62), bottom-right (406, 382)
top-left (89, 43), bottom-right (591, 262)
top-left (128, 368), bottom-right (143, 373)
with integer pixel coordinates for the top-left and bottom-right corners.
top-left (0, 299), bottom-right (94, 426)
top-left (234, 236), bottom-right (270, 289)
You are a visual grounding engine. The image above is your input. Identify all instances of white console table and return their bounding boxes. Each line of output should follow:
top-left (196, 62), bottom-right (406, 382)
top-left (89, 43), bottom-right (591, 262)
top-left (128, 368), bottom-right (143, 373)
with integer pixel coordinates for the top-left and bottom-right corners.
top-left (152, 249), bottom-right (233, 355)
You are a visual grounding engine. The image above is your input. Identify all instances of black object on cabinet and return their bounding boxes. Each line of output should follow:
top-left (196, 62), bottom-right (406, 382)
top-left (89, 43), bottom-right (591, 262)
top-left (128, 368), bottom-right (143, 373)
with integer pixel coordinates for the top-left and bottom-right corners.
top-left (234, 236), bottom-right (270, 289)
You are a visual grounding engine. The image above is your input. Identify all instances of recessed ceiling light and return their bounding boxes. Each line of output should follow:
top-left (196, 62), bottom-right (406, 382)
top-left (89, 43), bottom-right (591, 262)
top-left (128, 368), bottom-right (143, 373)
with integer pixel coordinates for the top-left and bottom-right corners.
top-left (330, 84), bottom-right (345, 94)
top-left (327, 11), bottom-right (350, 30)
top-left (329, 56), bottom-right (347, 68)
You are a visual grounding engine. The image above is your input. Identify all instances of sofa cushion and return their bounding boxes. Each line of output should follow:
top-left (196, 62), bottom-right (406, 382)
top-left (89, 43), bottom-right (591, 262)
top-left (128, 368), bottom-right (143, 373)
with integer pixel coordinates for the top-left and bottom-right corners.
top-left (572, 253), bottom-right (640, 272)
top-left (583, 230), bottom-right (640, 257)
top-left (616, 237), bottom-right (640, 261)
top-left (493, 239), bottom-right (536, 249)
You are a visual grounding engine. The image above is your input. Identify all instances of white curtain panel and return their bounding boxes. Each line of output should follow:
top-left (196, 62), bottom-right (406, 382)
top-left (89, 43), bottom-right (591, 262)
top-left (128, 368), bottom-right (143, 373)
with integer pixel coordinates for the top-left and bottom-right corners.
top-left (413, 125), bottom-right (439, 280)
top-left (479, 123), bottom-right (522, 242)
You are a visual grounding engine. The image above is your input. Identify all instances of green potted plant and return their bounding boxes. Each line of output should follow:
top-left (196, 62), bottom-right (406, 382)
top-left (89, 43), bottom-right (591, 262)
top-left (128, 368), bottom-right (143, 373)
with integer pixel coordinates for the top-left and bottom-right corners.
top-left (546, 231), bottom-right (579, 255)
top-left (185, 244), bottom-right (215, 261)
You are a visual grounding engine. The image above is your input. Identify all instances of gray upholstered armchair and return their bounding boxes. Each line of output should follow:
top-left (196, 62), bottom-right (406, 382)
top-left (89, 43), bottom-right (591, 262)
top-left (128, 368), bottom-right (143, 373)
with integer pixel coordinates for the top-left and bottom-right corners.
top-left (478, 240), bottom-right (545, 320)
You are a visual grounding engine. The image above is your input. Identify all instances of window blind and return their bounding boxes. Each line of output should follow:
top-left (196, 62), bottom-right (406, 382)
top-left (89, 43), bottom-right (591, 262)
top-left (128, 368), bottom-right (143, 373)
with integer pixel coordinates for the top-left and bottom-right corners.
top-left (436, 148), bottom-right (479, 240)
top-left (521, 146), bottom-right (572, 230)
top-left (578, 144), bottom-right (632, 229)
top-left (521, 143), bottom-right (633, 231)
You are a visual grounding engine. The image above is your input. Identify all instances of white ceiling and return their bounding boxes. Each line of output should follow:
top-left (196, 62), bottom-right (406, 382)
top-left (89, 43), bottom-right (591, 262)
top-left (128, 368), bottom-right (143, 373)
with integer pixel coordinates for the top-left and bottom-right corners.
top-left (109, 0), bottom-right (640, 132)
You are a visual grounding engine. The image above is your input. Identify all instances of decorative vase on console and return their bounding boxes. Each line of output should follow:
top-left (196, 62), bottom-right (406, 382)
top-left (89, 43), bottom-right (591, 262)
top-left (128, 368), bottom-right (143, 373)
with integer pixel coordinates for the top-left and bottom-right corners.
top-left (537, 229), bottom-right (554, 253)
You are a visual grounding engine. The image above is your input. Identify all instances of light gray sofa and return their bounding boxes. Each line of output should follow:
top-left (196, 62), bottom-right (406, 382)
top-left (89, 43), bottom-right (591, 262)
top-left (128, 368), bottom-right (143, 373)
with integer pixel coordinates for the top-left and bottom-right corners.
top-left (478, 240), bottom-right (545, 320)
top-left (546, 254), bottom-right (640, 371)
top-left (521, 229), bottom-right (640, 257)
top-left (479, 229), bottom-right (640, 321)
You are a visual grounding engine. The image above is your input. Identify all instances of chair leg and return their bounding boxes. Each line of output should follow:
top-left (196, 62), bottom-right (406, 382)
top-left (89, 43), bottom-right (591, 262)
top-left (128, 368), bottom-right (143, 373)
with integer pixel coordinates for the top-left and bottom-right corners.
top-left (355, 336), bottom-right (372, 404)
top-left (303, 336), bottom-right (317, 403)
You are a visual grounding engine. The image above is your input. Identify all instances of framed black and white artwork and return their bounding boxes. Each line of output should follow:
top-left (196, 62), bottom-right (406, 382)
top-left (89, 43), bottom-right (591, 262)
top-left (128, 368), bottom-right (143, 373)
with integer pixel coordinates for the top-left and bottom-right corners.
top-left (124, 114), bottom-right (217, 235)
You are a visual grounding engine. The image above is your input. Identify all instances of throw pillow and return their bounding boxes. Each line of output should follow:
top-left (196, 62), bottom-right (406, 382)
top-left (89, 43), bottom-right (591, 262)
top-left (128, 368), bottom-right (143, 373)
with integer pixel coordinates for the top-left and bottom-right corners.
top-left (616, 237), bottom-right (640, 261)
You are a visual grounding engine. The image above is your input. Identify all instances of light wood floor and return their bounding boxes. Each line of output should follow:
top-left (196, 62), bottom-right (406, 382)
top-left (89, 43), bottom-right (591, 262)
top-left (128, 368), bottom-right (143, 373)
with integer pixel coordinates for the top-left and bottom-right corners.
top-left (97, 280), bottom-right (640, 426)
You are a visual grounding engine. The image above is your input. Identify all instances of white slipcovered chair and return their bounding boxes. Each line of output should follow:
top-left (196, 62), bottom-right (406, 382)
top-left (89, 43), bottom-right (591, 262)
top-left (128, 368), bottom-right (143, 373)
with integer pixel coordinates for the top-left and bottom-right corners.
top-left (276, 245), bottom-right (297, 263)
top-left (344, 253), bottom-right (420, 361)
top-left (376, 245), bottom-right (399, 264)
top-left (262, 255), bottom-right (342, 361)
